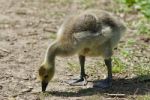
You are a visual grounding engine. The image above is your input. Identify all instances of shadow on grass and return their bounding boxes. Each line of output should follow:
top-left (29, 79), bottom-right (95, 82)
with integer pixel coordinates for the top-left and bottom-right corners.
top-left (47, 75), bottom-right (150, 97)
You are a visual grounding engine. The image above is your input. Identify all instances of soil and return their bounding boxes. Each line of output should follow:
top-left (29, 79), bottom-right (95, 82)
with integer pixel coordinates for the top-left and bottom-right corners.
top-left (0, 0), bottom-right (149, 100)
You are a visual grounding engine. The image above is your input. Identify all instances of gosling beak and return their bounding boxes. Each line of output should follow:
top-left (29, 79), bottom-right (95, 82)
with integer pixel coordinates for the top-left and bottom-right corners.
top-left (42, 81), bottom-right (48, 92)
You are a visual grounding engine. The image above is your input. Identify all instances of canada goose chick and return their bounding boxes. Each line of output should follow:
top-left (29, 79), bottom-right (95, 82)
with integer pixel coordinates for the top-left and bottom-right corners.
top-left (38, 10), bottom-right (126, 91)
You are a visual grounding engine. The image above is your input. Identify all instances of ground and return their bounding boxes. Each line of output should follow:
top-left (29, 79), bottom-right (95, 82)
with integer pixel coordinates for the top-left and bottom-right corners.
top-left (0, 0), bottom-right (150, 100)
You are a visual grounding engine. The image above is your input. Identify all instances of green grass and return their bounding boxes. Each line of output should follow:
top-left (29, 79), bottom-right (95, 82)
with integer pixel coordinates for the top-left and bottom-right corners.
top-left (127, 39), bottom-right (136, 45)
top-left (67, 62), bottom-right (79, 73)
top-left (136, 19), bottom-right (150, 36)
top-left (137, 94), bottom-right (150, 100)
top-left (112, 57), bottom-right (126, 73)
top-left (134, 65), bottom-right (150, 77)
top-left (49, 33), bottom-right (56, 39)
top-left (115, 0), bottom-right (150, 36)
top-left (48, 0), bottom-right (72, 5)
top-left (80, 0), bottom-right (96, 8)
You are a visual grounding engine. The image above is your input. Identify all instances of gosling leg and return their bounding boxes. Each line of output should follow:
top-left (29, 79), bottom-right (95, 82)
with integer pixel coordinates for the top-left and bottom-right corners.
top-left (93, 58), bottom-right (112, 88)
top-left (66, 55), bottom-right (88, 86)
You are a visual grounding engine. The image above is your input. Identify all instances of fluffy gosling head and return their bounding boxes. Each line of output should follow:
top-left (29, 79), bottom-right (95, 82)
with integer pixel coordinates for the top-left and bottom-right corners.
top-left (38, 64), bottom-right (55, 92)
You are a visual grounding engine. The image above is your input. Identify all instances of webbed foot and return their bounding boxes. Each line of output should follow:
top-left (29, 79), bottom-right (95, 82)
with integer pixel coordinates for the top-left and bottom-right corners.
top-left (93, 78), bottom-right (112, 89)
top-left (66, 75), bottom-right (88, 86)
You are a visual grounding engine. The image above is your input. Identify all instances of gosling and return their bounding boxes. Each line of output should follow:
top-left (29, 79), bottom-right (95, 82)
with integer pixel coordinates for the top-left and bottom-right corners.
top-left (38, 10), bottom-right (126, 92)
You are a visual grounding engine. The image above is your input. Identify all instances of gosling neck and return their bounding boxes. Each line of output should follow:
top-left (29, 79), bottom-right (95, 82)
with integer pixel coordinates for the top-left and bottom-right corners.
top-left (43, 41), bottom-right (58, 69)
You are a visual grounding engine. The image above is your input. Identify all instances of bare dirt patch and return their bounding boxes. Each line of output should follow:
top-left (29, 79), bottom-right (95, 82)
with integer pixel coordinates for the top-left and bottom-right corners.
top-left (0, 0), bottom-right (149, 100)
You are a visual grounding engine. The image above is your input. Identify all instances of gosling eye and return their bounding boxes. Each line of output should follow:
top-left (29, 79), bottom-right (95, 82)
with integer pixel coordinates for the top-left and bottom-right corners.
top-left (44, 75), bottom-right (48, 79)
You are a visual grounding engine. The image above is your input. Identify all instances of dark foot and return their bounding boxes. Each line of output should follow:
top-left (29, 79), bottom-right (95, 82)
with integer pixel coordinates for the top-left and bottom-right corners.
top-left (66, 75), bottom-right (88, 86)
top-left (93, 78), bottom-right (112, 89)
